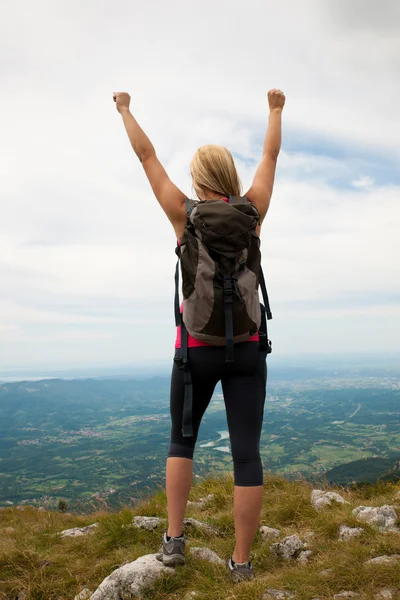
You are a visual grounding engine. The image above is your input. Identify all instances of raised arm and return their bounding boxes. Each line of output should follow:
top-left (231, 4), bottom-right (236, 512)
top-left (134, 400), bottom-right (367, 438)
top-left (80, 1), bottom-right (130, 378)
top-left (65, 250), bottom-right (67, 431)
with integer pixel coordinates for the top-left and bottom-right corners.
top-left (245, 89), bottom-right (285, 223)
top-left (113, 92), bottom-right (187, 237)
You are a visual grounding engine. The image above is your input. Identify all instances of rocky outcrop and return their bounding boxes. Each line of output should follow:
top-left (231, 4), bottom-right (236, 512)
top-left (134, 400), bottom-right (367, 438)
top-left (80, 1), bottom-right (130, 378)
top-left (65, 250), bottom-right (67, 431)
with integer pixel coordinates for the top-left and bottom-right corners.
top-left (189, 547), bottom-right (224, 565)
top-left (262, 589), bottom-right (295, 600)
top-left (60, 524), bottom-right (98, 538)
top-left (365, 555), bottom-right (400, 566)
top-left (374, 589), bottom-right (398, 600)
top-left (270, 535), bottom-right (305, 560)
top-left (74, 589), bottom-right (92, 600)
top-left (89, 554), bottom-right (174, 599)
top-left (187, 494), bottom-right (214, 508)
top-left (311, 490), bottom-right (349, 510)
top-left (319, 568), bottom-right (334, 578)
top-left (297, 550), bottom-right (313, 563)
top-left (132, 516), bottom-right (164, 530)
top-left (260, 526), bottom-right (281, 540)
top-left (339, 525), bottom-right (365, 541)
top-left (333, 592), bottom-right (361, 599)
top-left (183, 518), bottom-right (218, 533)
top-left (352, 505), bottom-right (398, 532)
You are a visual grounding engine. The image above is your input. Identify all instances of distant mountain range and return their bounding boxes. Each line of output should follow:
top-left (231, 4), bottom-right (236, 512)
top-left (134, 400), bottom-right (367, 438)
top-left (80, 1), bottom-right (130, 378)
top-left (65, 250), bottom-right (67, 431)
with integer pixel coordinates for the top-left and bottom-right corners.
top-left (325, 457), bottom-right (400, 485)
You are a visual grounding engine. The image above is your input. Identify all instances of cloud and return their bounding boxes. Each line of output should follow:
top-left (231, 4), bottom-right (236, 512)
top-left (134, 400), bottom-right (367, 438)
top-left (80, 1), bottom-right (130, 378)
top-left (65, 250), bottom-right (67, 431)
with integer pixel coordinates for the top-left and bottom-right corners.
top-left (352, 176), bottom-right (375, 190)
top-left (0, 0), bottom-right (399, 368)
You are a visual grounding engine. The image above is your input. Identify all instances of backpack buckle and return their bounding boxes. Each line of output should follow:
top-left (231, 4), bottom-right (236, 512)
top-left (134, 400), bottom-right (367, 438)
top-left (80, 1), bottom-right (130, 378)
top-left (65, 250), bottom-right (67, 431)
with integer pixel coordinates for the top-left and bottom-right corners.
top-left (223, 275), bottom-right (234, 302)
top-left (174, 356), bottom-right (189, 370)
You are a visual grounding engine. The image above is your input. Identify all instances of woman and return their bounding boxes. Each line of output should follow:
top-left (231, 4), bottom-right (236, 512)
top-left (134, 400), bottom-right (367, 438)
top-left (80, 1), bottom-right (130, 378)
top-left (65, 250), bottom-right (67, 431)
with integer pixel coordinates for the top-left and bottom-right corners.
top-left (113, 88), bottom-right (285, 582)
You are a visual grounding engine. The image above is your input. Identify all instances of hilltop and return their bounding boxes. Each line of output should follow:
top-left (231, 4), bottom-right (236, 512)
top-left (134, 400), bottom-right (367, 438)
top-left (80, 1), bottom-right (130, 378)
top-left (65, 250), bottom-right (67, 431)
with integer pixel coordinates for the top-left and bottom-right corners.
top-left (1, 474), bottom-right (400, 600)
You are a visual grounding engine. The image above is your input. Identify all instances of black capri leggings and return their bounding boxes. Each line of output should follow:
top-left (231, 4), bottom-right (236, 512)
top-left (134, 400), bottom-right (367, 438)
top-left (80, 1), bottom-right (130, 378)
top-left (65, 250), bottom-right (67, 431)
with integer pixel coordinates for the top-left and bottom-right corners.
top-left (168, 342), bottom-right (267, 486)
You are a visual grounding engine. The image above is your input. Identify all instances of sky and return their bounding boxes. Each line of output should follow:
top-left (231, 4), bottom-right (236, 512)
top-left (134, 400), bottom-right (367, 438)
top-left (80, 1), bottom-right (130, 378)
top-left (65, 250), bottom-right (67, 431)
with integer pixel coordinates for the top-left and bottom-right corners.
top-left (1, 0), bottom-right (399, 370)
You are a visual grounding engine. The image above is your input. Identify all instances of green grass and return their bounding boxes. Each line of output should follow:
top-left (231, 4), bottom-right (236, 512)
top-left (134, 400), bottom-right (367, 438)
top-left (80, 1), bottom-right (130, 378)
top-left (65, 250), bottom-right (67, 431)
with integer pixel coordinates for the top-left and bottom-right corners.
top-left (0, 475), bottom-right (399, 599)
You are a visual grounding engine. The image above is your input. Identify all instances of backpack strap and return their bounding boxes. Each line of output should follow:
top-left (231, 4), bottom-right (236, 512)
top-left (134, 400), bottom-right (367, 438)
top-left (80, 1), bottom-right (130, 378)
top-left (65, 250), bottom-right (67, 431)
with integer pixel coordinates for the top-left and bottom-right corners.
top-left (174, 253), bottom-right (194, 437)
top-left (180, 323), bottom-right (193, 437)
top-left (228, 195), bottom-right (247, 204)
top-left (259, 266), bottom-right (273, 358)
top-left (259, 266), bottom-right (272, 320)
top-left (223, 274), bottom-right (235, 362)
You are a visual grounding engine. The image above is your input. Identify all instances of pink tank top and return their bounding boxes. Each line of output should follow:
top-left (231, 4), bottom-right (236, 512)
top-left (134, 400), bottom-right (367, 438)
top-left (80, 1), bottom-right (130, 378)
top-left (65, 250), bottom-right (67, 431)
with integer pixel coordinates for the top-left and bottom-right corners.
top-left (175, 197), bottom-right (259, 349)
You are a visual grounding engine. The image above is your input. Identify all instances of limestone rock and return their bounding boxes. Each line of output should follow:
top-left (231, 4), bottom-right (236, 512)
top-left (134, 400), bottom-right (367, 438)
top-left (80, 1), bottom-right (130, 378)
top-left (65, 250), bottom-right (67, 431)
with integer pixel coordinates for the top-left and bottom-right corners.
top-left (260, 526), bottom-right (281, 540)
top-left (339, 525), bottom-right (365, 541)
top-left (270, 535), bottom-right (305, 560)
top-left (189, 546), bottom-right (224, 565)
top-left (319, 568), bottom-right (334, 578)
top-left (187, 494), bottom-right (214, 507)
top-left (365, 555), bottom-right (400, 566)
top-left (74, 589), bottom-right (93, 600)
top-left (132, 516), bottom-right (164, 530)
top-left (374, 589), bottom-right (398, 600)
top-left (183, 517), bottom-right (217, 533)
top-left (352, 505), bottom-right (398, 532)
top-left (89, 554), bottom-right (174, 600)
top-left (311, 489), bottom-right (349, 510)
top-left (183, 593), bottom-right (199, 599)
top-left (262, 589), bottom-right (295, 600)
top-left (60, 524), bottom-right (98, 538)
top-left (333, 593), bottom-right (361, 599)
top-left (297, 550), bottom-right (313, 563)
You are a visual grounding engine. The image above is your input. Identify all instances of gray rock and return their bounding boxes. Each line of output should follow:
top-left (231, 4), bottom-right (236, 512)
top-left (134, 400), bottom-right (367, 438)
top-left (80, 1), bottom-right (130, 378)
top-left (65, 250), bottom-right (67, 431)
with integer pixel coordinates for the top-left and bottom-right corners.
top-left (183, 517), bottom-right (218, 533)
top-left (187, 494), bottom-right (214, 507)
top-left (60, 524), bottom-right (98, 538)
top-left (339, 525), bottom-right (365, 541)
top-left (365, 555), bottom-right (400, 566)
top-left (74, 589), bottom-right (93, 600)
top-left (352, 505), bottom-right (398, 532)
top-left (319, 568), bottom-right (334, 578)
top-left (333, 593), bottom-right (361, 599)
top-left (184, 593), bottom-right (199, 600)
top-left (311, 489), bottom-right (349, 510)
top-left (89, 554), bottom-right (174, 600)
top-left (297, 550), bottom-right (313, 563)
top-left (270, 535), bottom-right (305, 560)
top-left (189, 547), bottom-right (224, 565)
top-left (132, 516), bottom-right (164, 530)
top-left (262, 589), bottom-right (295, 600)
top-left (374, 589), bottom-right (398, 600)
top-left (260, 526), bottom-right (281, 540)
top-left (38, 507), bottom-right (45, 512)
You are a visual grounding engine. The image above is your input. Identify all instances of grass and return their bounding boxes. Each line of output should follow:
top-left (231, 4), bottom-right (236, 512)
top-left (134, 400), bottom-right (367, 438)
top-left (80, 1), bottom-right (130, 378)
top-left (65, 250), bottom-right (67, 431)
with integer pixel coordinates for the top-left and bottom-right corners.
top-left (0, 475), bottom-right (399, 600)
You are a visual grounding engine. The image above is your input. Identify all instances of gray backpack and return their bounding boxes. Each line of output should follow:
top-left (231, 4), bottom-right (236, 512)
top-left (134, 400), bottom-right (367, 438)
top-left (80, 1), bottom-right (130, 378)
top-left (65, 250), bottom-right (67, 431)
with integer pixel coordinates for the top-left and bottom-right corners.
top-left (174, 196), bottom-right (272, 437)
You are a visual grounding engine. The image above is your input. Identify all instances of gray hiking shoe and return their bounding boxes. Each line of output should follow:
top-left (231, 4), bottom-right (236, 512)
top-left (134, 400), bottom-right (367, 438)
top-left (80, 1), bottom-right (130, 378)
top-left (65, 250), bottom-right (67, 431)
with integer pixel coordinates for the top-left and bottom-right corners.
top-left (156, 531), bottom-right (186, 566)
top-left (226, 556), bottom-right (255, 582)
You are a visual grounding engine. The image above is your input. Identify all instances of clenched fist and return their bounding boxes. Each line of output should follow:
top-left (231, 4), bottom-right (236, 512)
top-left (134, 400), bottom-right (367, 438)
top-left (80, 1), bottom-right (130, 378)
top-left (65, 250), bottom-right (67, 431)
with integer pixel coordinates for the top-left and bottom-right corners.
top-left (268, 89), bottom-right (285, 112)
top-left (113, 92), bottom-right (131, 113)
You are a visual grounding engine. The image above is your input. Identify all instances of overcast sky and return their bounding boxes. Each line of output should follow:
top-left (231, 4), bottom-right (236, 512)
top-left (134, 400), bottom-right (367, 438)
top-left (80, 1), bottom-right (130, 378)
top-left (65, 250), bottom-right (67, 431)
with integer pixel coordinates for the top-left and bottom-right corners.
top-left (1, 0), bottom-right (399, 370)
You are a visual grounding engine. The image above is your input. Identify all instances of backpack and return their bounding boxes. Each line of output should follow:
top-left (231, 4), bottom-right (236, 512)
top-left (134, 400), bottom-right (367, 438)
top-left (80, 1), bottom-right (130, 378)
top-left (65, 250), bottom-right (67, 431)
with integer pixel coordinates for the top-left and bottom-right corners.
top-left (174, 195), bottom-right (272, 437)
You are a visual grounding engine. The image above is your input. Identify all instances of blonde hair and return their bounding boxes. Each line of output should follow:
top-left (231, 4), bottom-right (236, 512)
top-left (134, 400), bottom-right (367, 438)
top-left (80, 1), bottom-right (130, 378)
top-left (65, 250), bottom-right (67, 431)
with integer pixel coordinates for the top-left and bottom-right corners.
top-left (190, 145), bottom-right (242, 199)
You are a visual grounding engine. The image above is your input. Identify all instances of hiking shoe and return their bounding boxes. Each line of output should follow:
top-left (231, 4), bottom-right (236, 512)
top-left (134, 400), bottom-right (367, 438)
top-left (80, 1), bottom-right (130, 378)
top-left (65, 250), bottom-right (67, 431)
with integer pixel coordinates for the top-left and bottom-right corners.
top-left (226, 556), bottom-right (255, 582)
top-left (156, 531), bottom-right (186, 566)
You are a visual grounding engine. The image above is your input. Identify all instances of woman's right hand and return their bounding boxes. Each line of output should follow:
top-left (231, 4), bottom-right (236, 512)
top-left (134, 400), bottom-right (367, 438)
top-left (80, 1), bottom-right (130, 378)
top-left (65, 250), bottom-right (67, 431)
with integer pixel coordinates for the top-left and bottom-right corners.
top-left (267, 89), bottom-right (285, 112)
top-left (113, 92), bottom-right (131, 114)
